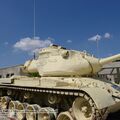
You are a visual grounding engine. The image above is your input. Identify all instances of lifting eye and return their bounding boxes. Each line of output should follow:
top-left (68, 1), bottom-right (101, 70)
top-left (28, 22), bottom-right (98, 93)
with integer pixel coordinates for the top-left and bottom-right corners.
top-left (61, 50), bottom-right (69, 58)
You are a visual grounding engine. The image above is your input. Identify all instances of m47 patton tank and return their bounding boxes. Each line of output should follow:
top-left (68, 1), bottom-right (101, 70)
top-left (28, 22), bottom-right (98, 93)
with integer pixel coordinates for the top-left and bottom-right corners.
top-left (1, 44), bottom-right (120, 120)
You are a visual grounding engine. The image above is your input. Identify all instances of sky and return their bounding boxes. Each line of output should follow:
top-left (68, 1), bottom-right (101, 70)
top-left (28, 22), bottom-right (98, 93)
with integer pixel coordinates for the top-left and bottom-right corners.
top-left (0, 0), bottom-right (120, 67)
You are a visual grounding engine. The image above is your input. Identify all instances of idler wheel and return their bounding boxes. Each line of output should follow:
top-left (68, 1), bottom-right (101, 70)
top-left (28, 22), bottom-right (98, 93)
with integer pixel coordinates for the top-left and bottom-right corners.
top-left (72, 97), bottom-right (94, 120)
top-left (26, 104), bottom-right (41, 120)
top-left (8, 101), bottom-right (20, 119)
top-left (1, 96), bottom-right (11, 110)
top-left (38, 107), bottom-right (56, 120)
top-left (16, 102), bottom-right (28, 120)
top-left (57, 111), bottom-right (73, 120)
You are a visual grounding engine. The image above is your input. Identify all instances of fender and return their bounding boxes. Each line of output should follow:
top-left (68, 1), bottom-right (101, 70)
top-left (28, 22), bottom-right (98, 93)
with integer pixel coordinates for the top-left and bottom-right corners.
top-left (81, 87), bottom-right (115, 109)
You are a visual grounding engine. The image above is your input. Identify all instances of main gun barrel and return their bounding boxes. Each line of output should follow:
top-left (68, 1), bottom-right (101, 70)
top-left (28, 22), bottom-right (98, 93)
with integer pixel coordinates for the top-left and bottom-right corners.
top-left (100, 54), bottom-right (120, 66)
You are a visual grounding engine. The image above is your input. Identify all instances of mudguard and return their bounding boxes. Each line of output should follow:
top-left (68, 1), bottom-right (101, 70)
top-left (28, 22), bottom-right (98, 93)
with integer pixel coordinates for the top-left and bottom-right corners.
top-left (81, 87), bottom-right (115, 109)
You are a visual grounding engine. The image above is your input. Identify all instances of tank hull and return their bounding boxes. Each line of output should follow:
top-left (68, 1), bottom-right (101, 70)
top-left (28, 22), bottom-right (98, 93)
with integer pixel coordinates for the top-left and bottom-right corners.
top-left (0, 76), bottom-right (120, 120)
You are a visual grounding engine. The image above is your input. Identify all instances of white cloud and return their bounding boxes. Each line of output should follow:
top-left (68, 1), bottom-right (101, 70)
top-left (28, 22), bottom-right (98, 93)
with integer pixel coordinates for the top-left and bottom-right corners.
top-left (88, 34), bottom-right (102, 41)
top-left (104, 33), bottom-right (111, 39)
top-left (13, 37), bottom-right (52, 54)
top-left (67, 40), bottom-right (72, 43)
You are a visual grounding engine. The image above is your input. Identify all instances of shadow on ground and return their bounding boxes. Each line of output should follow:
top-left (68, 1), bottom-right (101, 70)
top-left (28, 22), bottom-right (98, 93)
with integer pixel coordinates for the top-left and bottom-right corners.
top-left (107, 110), bottom-right (120, 120)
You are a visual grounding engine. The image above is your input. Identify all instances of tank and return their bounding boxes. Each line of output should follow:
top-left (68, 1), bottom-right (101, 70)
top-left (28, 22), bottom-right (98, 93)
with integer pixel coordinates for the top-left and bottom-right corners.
top-left (0, 44), bottom-right (120, 120)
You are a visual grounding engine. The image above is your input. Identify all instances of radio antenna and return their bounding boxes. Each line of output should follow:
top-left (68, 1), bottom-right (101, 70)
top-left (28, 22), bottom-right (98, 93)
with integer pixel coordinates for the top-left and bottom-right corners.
top-left (33, 0), bottom-right (36, 59)
top-left (33, 0), bottom-right (36, 39)
top-left (96, 34), bottom-right (99, 58)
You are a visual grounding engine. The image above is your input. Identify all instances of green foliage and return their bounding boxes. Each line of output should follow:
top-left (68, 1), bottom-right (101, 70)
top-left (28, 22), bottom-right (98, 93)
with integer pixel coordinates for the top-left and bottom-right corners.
top-left (28, 72), bottom-right (41, 77)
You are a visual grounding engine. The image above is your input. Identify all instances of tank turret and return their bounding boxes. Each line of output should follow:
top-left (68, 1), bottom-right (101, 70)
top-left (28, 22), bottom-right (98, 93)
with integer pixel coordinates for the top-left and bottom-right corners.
top-left (23, 45), bottom-right (120, 77)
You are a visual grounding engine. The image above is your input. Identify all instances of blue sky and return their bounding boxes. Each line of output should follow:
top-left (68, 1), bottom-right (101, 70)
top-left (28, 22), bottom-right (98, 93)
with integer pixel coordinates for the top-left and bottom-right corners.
top-left (0, 0), bottom-right (120, 67)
